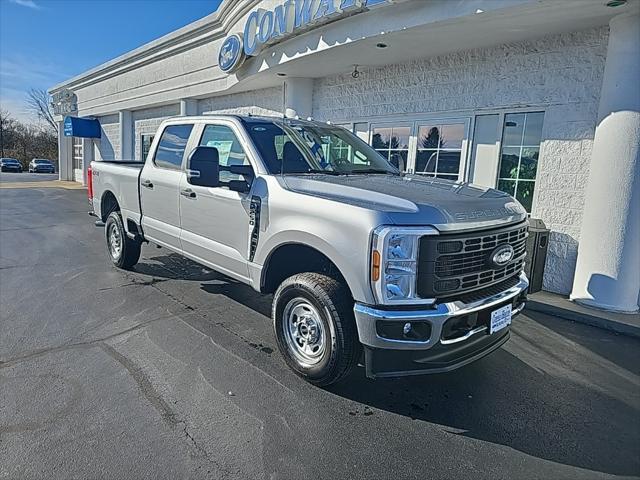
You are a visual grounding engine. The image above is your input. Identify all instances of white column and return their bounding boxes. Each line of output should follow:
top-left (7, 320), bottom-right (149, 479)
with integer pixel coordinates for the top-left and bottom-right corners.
top-left (56, 121), bottom-right (72, 181)
top-left (283, 78), bottom-right (313, 119)
top-left (570, 13), bottom-right (640, 313)
top-left (180, 99), bottom-right (197, 116)
top-left (81, 138), bottom-right (94, 186)
top-left (119, 110), bottom-right (133, 160)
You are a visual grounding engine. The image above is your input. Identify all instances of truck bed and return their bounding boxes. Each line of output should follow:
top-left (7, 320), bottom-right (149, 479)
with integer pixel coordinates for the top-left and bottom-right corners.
top-left (91, 160), bottom-right (144, 225)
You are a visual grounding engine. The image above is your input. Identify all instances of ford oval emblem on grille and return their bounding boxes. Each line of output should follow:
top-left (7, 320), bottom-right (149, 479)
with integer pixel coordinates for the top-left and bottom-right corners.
top-left (489, 244), bottom-right (515, 268)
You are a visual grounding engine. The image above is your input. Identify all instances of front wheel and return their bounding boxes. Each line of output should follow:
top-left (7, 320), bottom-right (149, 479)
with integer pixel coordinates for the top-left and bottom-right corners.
top-left (104, 211), bottom-right (141, 269)
top-left (273, 273), bottom-right (361, 386)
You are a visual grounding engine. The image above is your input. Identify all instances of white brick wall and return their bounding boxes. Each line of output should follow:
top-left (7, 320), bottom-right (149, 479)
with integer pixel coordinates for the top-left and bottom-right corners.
top-left (96, 114), bottom-right (120, 161)
top-left (133, 104), bottom-right (180, 160)
top-left (198, 87), bottom-right (283, 116)
top-left (312, 27), bottom-right (608, 295)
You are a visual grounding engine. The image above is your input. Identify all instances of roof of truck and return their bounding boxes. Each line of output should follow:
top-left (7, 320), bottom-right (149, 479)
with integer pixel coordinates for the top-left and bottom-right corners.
top-left (164, 114), bottom-right (332, 126)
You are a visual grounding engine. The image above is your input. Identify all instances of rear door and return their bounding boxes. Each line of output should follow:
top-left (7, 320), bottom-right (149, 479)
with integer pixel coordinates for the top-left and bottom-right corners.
top-left (140, 123), bottom-right (194, 251)
top-left (178, 121), bottom-right (254, 282)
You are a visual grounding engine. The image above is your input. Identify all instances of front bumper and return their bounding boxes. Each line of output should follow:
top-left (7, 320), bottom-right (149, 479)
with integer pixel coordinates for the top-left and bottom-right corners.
top-left (354, 272), bottom-right (529, 378)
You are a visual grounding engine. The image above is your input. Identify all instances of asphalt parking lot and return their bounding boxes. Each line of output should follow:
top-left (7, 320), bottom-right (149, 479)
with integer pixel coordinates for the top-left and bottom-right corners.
top-left (1, 181), bottom-right (639, 480)
top-left (0, 171), bottom-right (58, 183)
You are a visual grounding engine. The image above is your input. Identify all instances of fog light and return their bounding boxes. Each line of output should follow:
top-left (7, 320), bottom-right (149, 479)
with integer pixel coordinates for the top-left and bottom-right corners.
top-left (376, 321), bottom-right (432, 341)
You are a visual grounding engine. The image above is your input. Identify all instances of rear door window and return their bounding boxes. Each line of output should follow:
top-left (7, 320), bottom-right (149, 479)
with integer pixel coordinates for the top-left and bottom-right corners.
top-left (154, 124), bottom-right (193, 170)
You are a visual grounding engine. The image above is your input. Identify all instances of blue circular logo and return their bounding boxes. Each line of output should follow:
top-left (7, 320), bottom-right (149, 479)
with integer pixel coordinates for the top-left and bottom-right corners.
top-left (219, 34), bottom-right (245, 73)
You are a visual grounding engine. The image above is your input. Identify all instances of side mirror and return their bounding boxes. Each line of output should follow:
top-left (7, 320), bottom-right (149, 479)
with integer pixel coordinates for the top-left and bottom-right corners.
top-left (228, 164), bottom-right (254, 179)
top-left (228, 180), bottom-right (251, 193)
top-left (187, 146), bottom-right (219, 187)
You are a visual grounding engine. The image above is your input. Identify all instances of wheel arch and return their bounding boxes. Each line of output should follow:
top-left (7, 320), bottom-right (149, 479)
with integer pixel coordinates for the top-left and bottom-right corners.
top-left (260, 242), bottom-right (353, 298)
top-left (100, 190), bottom-right (120, 222)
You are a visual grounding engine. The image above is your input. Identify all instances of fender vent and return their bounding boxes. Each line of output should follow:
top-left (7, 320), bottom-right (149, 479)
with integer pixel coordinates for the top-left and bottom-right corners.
top-left (248, 196), bottom-right (261, 262)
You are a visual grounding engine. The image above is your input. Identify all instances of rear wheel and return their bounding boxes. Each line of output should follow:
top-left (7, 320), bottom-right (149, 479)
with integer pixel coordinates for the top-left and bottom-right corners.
top-left (273, 273), bottom-right (361, 386)
top-left (105, 211), bottom-right (141, 269)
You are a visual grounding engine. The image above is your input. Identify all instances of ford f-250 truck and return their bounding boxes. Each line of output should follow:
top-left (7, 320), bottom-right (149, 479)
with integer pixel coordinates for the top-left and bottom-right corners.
top-left (88, 115), bottom-right (529, 386)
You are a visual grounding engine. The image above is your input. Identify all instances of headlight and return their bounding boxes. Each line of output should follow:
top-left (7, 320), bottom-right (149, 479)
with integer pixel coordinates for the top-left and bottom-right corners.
top-left (370, 226), bottom-right (439, 305)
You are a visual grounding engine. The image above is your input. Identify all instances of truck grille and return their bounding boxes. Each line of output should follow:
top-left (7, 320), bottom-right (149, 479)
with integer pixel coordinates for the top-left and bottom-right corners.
top-left (417, 221), bottom-right (528, 300)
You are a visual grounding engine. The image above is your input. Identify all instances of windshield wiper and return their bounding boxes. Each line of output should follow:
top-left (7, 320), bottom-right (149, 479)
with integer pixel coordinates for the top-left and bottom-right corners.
top-left (288, 169), bottom-right (343, 175)
top-left (347, 169), bottom-right (396, 175)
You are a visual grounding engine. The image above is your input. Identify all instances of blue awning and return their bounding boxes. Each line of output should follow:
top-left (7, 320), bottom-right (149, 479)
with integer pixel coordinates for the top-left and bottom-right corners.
top-left (63, 116), bottom-right (101, 138)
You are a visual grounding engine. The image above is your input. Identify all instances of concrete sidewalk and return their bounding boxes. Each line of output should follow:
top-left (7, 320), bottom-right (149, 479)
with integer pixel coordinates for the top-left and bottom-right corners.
top-left (527, 291), bottom-right (640, 338)
top-left (0, 180), bottom-right (85, 190)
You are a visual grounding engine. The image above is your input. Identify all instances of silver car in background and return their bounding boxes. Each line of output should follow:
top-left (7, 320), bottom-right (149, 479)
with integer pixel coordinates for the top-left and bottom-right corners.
top-left (29, 158), bottom-right (55, 173)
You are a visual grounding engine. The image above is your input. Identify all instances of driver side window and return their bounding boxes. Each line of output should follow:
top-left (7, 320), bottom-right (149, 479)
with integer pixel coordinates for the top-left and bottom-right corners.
top-left (199, 125), bottom-right (250, 183)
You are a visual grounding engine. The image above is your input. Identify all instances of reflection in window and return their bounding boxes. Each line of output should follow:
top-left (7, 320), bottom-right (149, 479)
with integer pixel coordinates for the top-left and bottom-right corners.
top-left (371, 125), bottom-right (410, 171)
top-left (497, 112), bottom-right (544, 212)
top-left (199, 124), bottom-right (250, 183)
top-left (154, 125), bottom-right (193, 170)
top-left (141, 134), bottom-right (154, 161)
top-left (415, 123), bottom-right (464, 180)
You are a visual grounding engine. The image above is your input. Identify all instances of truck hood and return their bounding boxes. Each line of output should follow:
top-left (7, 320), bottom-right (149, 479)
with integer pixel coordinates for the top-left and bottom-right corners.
top-left (281, 174), bottom-right (527, 231)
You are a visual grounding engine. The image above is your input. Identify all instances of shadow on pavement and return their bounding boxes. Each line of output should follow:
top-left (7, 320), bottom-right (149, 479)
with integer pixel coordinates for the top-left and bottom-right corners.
top-left (328, 344), bottom-right (639, 476)
top-left (526, 309), bottom-right (640, 375)
top-left (133, 253), bottom-right (220, 282)
top-left (132, 251), bottom-right (640, 476)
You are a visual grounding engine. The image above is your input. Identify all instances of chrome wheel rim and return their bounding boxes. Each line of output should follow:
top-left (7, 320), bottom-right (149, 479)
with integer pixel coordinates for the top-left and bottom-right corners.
top-left (107, 222), bottom-right (122, 260)
top-left (282, 298), bottom-right (326, 366)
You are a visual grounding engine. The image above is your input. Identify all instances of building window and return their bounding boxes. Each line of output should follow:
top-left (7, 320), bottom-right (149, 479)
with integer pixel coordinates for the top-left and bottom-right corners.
top-left (72, 137), bottom-right (83, 170)
top-left (497, 112), bottom-right (544, 212)
top-left (153, 124), bottom-right (193, 170)
top-left (414, 123), bottom-right (465, 180)
top-left (371, 125), bottom-right (410, 170)
top-left (141, 134), bottom-right (154, 161)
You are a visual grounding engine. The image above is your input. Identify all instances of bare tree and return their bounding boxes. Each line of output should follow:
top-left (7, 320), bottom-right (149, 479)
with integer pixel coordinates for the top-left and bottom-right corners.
top-left (26, 88), bottom-right (57, 134)
top-left (1, 109), bottom-right (18, 158)
top-left (0, 109), bottom-right (57, 168)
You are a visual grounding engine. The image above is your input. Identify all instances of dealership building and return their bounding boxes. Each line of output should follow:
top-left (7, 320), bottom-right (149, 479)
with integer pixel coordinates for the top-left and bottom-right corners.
top-left (49, 0), bottom-right (640, 312)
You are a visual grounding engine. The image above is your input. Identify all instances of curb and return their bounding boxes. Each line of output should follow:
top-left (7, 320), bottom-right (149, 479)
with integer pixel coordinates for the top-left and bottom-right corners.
top-left (526, 298), bottom-right (640, 339)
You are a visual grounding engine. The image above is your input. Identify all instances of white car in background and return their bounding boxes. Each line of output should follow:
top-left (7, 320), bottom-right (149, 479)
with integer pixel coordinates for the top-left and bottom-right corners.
top-left (29, 159), bottom-right (56, 173)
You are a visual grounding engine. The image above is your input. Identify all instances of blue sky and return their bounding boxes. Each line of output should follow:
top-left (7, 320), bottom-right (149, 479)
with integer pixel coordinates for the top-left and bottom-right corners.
top-left (0, 0), bottom-right (223, 123)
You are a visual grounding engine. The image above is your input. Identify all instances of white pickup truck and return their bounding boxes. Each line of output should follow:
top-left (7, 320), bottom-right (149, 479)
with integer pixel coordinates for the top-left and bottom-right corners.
top-left (88, 115), bottom-right (529, 386)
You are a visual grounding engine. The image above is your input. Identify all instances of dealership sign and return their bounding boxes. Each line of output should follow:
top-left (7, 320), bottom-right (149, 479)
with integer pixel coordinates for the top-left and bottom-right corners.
top-left (51, 89), bottom-right (78, 115)
top-left (219, 0), bottom-right (395, 73)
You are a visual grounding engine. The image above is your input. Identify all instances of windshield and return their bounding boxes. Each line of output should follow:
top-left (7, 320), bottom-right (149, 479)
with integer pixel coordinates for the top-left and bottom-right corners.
top-left (35, 159), bottom-right (50, 164)
top-left (3, 159), bottom-right (18, 163)
top-left (246, 120), bottom-right (399, 175)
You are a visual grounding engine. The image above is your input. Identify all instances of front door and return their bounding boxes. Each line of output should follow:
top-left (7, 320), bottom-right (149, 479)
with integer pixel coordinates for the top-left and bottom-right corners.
top-left (179, 122), bottom-right (254, 282)
top-left (140, 123), bottom-right (194, 251)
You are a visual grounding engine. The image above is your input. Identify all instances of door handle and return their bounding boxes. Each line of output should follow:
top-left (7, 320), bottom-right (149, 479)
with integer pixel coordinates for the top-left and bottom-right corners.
top-left (180, 188), bottom-right (196, 198)
top-left (141, 179), bottom-right (154, 189)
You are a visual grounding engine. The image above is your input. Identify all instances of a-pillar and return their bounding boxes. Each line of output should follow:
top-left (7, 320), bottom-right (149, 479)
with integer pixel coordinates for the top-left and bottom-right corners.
top-left (570, 13), bottom-right (640, 313)
top-left (283, 78), bottom-right (313, 119)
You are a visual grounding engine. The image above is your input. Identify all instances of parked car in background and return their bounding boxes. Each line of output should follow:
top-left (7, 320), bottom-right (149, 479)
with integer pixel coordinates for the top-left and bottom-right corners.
top-left (29, 159), bottom-right (55, 173)
top-left (0, 158), bottom-right (22, 172)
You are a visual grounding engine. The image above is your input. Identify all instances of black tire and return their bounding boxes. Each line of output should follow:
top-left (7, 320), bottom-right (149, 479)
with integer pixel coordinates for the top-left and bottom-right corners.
top-left (104, 211), bottom-right (141, 269)
top-left (273, 272), bottom-right (361, 386)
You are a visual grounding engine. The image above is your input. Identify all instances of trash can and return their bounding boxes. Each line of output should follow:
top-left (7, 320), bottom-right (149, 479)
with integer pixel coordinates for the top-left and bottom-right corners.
top-left (524, 218), bottom-right (550, 293)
